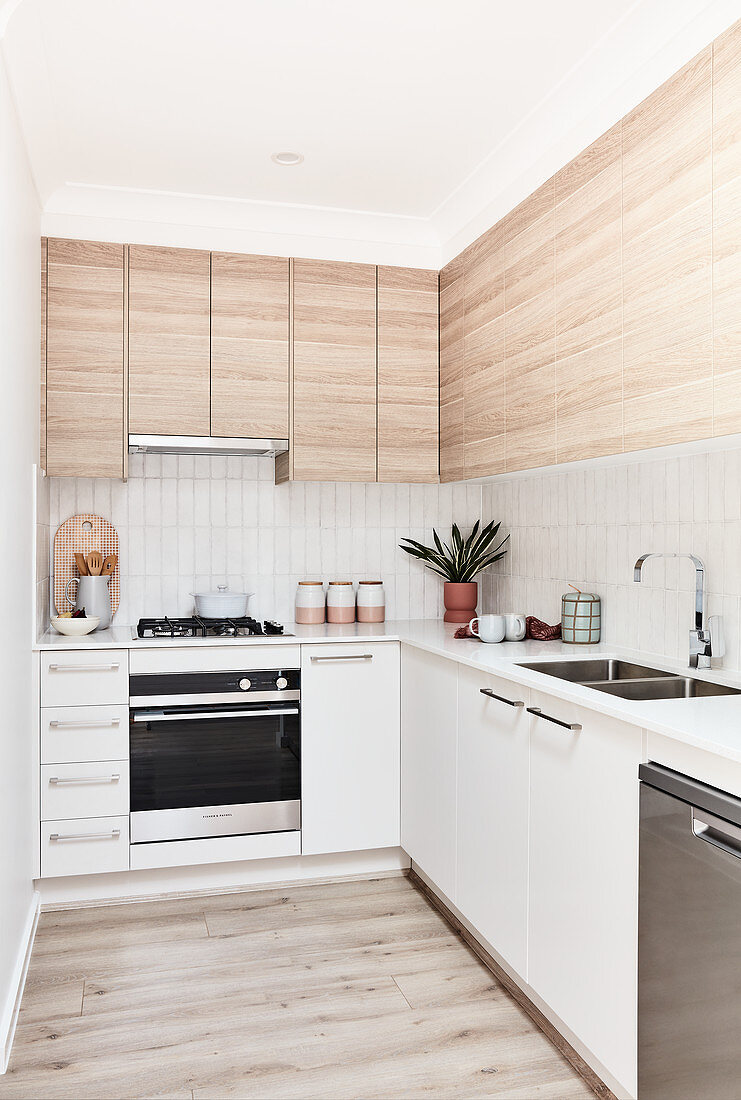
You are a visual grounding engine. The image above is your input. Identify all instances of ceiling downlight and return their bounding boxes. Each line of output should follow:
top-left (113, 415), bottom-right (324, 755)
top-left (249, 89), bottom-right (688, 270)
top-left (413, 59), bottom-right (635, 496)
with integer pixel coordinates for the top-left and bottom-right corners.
top-left (271, 152), bottom-right (304, 166)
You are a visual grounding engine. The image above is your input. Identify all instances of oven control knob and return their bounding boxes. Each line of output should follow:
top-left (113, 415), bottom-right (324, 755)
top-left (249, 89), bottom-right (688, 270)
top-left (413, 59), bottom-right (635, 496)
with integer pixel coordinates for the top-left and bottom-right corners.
top-left (275, 676), bottom-right (289, 690)
top-left (238, 678), bottom-right (252, 691)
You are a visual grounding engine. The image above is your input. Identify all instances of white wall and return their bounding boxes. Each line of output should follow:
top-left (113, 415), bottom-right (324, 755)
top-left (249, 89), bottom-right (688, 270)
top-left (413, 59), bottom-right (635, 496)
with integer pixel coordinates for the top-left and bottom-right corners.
top-left (0, 48), bottom-right (40, 1066)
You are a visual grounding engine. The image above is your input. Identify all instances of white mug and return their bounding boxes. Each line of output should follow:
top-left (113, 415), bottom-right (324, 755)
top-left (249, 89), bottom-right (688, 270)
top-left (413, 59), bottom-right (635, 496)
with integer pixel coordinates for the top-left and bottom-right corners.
top-left (504, 613), bottom-right (527, 641)
top-left (469, 614), bottom-right (506, 643)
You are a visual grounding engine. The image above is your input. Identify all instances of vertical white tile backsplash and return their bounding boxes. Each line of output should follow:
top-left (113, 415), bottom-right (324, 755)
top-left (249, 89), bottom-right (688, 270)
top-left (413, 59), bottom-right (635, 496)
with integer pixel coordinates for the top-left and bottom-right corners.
top-left (43, 439), bottom-right (741, 671)
top-left (479, 441), bottom-right (741, 670)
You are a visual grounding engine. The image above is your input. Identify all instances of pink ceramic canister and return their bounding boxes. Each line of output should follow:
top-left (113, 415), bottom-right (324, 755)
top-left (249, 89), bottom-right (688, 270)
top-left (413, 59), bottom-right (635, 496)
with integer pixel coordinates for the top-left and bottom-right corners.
top-left (356, 580), bottom-right (385, 623)
top-left (326, 581), bottom-right (355, 624)
top-left (295, 581), bottom-right (326, 625)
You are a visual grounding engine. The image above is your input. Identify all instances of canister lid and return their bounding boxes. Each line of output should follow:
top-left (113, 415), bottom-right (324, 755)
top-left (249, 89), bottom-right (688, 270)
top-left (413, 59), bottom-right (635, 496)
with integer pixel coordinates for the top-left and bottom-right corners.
top-left (298, 580), bottom-right (323, 585)
top-left (328, 580), bottom-right (353, 585)
top-left (359, 580), bottom-right (383, 585)
top-left (562, 584), bottom-right (599, 603)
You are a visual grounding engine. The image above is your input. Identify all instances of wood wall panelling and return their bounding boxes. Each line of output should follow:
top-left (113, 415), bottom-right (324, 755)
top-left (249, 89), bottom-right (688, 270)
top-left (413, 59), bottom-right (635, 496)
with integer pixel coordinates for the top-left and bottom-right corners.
top-left (439, 261), bottom-right (465, 482)
top-left (40, 238), bottom-right (47, 472)
top-left (377, 266), bottom-right (439, 483)
top-left (128, 245), bottom-right (210, 436)
top-left (712, 20), bottom-right (741, 436)
top-left (462, 226), bottom-right (505, 479)
top-left (211, 252), bottom-right (290, 439)
top-left (554, 130), bottom-right (623, 463)
top-left (45, 239), bottom-right (125, 479)
top-left (291, 259), bottom-right (377, 481)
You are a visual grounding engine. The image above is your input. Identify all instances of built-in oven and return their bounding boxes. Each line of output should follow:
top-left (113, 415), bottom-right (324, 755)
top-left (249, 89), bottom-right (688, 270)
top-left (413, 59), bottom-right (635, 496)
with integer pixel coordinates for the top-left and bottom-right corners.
top-left (129, 666), bottom-right (300, 844)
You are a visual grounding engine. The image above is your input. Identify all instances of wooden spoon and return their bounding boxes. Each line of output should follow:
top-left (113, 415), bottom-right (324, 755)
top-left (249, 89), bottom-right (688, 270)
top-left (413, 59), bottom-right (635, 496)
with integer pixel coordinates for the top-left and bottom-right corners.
top-left (74, 552), bottom-right (89, 576)
top-left (86, 550), bottom-right (103, 576)
top-left (101, 554), bottom-right (118, 577)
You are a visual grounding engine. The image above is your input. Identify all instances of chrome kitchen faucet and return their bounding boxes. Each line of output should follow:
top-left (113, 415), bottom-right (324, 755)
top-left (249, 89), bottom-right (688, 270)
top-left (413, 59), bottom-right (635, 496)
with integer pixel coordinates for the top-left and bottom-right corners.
top-left (634, 553), bottom-right (724, 669)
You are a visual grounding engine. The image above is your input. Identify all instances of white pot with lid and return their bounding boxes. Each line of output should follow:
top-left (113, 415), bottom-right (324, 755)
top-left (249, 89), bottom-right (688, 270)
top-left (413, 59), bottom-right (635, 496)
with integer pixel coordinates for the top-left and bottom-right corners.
top-left (192, 584), bottom-right (253, 619)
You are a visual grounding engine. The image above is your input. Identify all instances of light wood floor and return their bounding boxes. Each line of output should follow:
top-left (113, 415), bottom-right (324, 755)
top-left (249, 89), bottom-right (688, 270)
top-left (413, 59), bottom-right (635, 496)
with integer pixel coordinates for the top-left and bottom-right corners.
top-left (0, 875), bottom-right (595, 1099)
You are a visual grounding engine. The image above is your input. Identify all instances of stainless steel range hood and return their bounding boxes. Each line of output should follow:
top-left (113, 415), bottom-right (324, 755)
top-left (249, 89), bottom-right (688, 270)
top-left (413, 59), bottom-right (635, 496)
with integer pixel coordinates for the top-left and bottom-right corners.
top-left (128, 435), bottom-right (288, 458)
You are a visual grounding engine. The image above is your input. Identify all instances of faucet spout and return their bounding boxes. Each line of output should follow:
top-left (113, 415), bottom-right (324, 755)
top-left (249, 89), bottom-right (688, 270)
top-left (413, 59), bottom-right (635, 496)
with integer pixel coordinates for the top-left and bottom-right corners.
top-left (633, 552), bottom-right (712, 668)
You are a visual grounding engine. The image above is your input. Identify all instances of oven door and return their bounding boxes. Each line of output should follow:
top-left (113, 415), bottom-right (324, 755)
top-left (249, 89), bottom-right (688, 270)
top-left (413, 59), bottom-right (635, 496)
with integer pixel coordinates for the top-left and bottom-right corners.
top-left (129, 701), bottom-right (300, 843)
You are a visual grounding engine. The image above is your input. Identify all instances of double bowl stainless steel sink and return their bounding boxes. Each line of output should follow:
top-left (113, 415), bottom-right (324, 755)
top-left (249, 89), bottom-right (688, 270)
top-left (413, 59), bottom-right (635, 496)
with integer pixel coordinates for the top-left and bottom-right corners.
top-left (518, 658), bottom-right (741, 700)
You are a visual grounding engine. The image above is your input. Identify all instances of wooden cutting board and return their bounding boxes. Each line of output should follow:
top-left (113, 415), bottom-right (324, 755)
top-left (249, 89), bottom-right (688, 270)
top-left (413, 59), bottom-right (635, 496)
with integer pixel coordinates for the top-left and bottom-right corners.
top-left (53, 514), bottom-right (120, 617)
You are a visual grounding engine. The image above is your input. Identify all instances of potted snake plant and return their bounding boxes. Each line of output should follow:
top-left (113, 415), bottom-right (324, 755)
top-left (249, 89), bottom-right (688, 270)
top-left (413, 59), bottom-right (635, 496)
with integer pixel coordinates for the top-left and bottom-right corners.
top-left (400, 520), bottom-right (509, 623)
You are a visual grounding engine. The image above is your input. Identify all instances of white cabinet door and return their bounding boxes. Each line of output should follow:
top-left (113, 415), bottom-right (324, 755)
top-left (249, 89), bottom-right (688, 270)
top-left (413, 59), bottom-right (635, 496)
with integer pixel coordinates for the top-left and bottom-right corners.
top-left (301, 642), bottom-right (400, 856)
top-left (527, 689), bottom-right (641, 1097)
top-left (401, 646), bottom-right (458, 902)
top-left (456, 666), bottom-right (529, 977)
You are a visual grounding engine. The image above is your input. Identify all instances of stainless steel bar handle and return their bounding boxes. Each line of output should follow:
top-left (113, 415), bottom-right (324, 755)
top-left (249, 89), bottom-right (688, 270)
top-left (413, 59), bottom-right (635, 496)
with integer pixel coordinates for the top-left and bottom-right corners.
top-left (527, 706), bottom-right (582, 731)
top-left (480, 688), bottom-right (525, 708)
top-left (49, 718), bottom-right (121, 729)
top-left (49, 774), bottom-right (120, 784)
top-left (131, 708), bottom-right (299, 723)
top-left (48, 663), bottom-right (120, 672)
top-left (310, 654), bottom-right (373, 662)
top-left (692, 808), bottom-right (741, 859)
top-left (50, 829), bottom-right (121, 842)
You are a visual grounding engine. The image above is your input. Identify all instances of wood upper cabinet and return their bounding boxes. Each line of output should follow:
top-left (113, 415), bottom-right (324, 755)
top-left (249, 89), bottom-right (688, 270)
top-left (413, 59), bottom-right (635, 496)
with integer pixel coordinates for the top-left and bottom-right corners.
top-left (128, 245), bottom-right (210, 436)
top-left (40, 238), bottom-right (47, 472)
top-left (291, 259), bottom-right (377, 481)
top-left (377, 266), bottom-right (439, 483)
top-left (45, 238), bottom-right (125, 478)
top-left (503, 183), bottom-right (557, 473)
top-left (462, 226), bottom-right (505, 479)
top-left (211, 252), bottom-right (289, 439)
top-left (439, 257), bottom-right (465, 483)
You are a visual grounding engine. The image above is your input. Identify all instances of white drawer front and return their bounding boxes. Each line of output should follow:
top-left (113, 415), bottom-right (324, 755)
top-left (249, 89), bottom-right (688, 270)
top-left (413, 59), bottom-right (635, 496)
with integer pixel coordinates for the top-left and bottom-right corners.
top-left (41, 761), bottom-right (129, 821)
top-left (42, 816), bottom-right (129, 878)
top-left (129, 645), bottom-right (300, 675)
top-left (42, 651), bottom-right (128, 707)
top-left (41, 705), bottom-right (129, 764)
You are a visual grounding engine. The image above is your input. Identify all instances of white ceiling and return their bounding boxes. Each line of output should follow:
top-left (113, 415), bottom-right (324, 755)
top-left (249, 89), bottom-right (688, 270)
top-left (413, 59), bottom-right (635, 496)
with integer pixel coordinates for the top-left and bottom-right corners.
top-left (1, 0), bottom-right (738, 265)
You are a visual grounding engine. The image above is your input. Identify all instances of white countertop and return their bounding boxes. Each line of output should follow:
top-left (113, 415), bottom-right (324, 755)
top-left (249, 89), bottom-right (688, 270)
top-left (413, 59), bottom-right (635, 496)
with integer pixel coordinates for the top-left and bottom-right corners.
top-left (36, 618), bottom-right (741, 764)
top-left (35, 620), bottom-right (404, 650)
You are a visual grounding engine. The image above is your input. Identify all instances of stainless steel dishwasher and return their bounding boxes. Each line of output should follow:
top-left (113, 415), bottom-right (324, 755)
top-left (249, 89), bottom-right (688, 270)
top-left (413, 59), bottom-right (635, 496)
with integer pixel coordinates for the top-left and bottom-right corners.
top-left (639, 763), bottom-right (741, 1099)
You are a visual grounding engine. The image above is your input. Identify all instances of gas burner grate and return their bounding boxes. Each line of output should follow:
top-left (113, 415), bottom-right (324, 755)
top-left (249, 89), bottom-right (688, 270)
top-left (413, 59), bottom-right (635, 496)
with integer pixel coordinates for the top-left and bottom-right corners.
top-left (136, 616), bottom-right (286, 639)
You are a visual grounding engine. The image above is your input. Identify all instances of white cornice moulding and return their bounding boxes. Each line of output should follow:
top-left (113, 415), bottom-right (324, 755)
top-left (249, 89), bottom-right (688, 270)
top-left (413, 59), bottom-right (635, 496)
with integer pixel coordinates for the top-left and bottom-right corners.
top-left (436, 0), bottom-right (741, 264)
top-left (21, 0), bottom-right (741, 267)
top-left (41, 183), bottom-right (442, 269)
top-left (0, 0), bottom-right (23, 38)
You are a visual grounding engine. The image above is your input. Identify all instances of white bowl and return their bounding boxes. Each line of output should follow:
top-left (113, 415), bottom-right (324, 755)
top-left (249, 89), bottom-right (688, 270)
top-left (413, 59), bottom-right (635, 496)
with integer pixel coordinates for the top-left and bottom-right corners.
top-left (51, 616), bottom-right (101, 636)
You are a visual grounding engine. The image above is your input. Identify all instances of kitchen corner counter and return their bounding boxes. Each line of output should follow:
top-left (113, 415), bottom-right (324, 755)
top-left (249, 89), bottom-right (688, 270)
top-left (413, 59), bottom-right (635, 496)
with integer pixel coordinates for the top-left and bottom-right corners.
top-left (36, 618), bottom-right (741, 763)
top-left (396, 621), bottom-right (741, 766)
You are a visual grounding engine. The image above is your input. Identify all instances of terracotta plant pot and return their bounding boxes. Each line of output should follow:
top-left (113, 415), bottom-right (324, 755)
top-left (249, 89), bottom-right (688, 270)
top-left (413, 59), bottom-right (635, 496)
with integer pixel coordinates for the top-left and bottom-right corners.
top-left (443, 581), bottom-right (478, 624)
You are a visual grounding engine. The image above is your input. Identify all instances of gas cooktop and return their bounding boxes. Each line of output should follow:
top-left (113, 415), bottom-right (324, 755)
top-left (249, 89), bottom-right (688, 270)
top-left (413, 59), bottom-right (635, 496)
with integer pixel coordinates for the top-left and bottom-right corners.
top-left (134, 616), bottom-right (290, 640)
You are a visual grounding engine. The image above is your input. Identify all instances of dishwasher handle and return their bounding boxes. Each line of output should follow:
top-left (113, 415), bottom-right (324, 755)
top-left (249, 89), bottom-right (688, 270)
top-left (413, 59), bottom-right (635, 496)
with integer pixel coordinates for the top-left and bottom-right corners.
top-left (692, 807), bottom-right (741, 860)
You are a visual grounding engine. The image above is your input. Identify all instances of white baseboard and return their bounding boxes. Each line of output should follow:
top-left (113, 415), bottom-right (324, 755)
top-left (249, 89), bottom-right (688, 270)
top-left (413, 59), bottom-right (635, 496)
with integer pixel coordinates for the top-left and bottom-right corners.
top-left (1, 891), bottom-right (40, 1074)
top-left (37, 847), bottom-right (411, 910)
